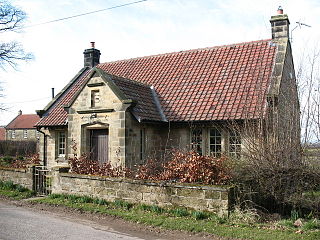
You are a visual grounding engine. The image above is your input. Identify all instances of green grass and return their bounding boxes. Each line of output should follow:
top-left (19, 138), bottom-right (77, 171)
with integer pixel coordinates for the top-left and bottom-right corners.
top-left (0, 180), bottom-right (35, 200)
top-left (30, 193), bottom-right (320, 240)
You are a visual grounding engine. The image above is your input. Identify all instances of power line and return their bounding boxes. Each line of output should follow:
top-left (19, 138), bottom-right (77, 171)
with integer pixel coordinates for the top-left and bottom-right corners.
top-left (18, 0), bottom-right (148, 30)
top-left (3, 97), bottom-right (50, 104)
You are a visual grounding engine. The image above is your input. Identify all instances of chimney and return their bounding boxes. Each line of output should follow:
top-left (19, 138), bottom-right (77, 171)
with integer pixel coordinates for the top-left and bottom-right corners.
top-left (51, 88), bottom-right (55, 99)
top-left (18, 110), bottom-right (22, 115)
top-left (270, 6), bottom-right (290, 39)
top-left (83, 42), bottom-right (101, 68)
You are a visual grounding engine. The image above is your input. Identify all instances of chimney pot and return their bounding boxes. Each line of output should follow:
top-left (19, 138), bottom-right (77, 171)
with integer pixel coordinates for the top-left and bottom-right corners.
top-left (90, 42), bottom-right (95, 48)
top-left (18, 110), bottom-right (22, 115)
top-left (277, 6), bottom-right (283, 14)
top-left (270, 8), bottom-right (290, 39)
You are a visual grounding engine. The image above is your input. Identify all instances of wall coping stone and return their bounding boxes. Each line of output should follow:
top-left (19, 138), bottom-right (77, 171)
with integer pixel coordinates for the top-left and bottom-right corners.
top-left (0, 167), bottom-right (27, 173)
top-left (59, 172), bottom-right (231, 191)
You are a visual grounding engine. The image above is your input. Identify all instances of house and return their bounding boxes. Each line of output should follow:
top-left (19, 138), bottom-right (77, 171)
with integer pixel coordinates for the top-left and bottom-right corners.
top-left (0, 127), bottom-right (5, 140)
top-left (36, 9), bottom-right (300, 168)
top-left (5, 110), bottom-right (40, 141)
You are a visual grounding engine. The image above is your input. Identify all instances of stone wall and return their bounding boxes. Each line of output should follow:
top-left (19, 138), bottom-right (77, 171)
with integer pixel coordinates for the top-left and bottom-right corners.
top-left (0, 166), bottom-right (34, 190)
top-left (52, 169), bottom-right (231, 216)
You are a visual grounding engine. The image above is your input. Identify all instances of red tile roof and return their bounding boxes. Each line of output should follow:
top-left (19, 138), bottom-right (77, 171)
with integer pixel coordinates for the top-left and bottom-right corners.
top-left (37, 39), bottom-right (277, 126)
top-left (6, 114), bottom-right (40, 129)
top-left (0, 127), bottom-right (5, 140)
top-left (98, 40), bottom-right (276, 121)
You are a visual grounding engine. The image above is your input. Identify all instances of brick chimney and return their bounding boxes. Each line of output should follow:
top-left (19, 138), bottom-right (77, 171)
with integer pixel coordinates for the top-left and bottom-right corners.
top-left (83, 42), bottom-right (101, 68)
top-left (270, 6), bottom-right (290, 39)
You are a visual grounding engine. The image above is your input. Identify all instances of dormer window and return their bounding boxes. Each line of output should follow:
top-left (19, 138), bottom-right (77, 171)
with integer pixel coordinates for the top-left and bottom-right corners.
top-left (91, 90), bottom-right (100, 107)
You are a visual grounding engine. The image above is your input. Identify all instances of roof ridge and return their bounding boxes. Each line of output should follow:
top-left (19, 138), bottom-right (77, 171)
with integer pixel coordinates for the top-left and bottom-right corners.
top-left (98, 39), bottom-right (272, 65)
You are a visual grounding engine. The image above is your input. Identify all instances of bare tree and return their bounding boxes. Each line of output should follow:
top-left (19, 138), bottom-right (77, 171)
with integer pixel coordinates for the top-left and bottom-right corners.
top-left (0, 1), bottom-right (32, 69)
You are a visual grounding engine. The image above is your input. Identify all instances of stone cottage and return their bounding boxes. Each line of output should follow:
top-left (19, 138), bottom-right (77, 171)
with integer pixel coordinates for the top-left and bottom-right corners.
top-left (5, 110), bottom-right (40, 141)
top-left (36, 10), bottom-right (299, 168)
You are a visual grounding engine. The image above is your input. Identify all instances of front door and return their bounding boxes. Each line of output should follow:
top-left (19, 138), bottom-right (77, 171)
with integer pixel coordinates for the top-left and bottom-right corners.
top-left (90, 129), bottom-right (108, 164)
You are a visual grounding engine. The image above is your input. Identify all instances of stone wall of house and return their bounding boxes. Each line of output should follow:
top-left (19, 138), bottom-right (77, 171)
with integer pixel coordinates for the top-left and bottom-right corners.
top-left (68, 76), bottom-right (129, 167)
top-left (38, 128), bottom-right (66, 169)
top-left (52, 169), bottom-right (231, 216)
top-left (0, 166), bottom-right (34, 190)
top-left (6, 129), bottom-right (38, 141)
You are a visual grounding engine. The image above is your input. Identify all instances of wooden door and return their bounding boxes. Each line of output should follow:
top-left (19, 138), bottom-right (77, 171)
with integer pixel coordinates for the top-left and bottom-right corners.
top-left (90, 129), bottom-right (108, 164)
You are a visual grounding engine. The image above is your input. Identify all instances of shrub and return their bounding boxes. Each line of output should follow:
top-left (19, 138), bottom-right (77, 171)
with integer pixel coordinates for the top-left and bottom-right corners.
top-left (69, 154), bottom-right (132, 178)
top-left (136, 150), bottom-right (232, 185)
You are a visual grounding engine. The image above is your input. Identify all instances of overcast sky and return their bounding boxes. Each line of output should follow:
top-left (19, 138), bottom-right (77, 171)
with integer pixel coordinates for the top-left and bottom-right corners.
top-left (0, 0), bottom-right (319, 125)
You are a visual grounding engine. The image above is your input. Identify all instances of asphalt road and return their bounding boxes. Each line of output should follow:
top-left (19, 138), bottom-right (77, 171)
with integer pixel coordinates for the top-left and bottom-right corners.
top-left (0, 201), bottom-right (147, 240)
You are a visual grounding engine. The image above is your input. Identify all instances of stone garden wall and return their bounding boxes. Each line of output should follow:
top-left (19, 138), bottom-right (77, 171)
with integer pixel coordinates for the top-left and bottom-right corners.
top-left (0, 166), bottom-right (34, 190)
top-left (52, 168), bottom-right (232, 216)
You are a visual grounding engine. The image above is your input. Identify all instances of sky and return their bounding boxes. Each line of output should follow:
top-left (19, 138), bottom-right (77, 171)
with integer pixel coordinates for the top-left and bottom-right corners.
top-left (0, 0), bottom-right (319, 125)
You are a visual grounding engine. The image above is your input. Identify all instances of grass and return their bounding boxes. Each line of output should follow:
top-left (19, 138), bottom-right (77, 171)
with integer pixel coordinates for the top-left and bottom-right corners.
top-left (28, 193), bottom-right (320, 240)
top-left (0, 180), bottom-right (35, 200)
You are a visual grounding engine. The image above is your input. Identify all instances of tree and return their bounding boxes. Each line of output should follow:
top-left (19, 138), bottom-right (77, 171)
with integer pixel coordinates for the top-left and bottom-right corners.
top-left (0, 1), bottom-right (32, 69)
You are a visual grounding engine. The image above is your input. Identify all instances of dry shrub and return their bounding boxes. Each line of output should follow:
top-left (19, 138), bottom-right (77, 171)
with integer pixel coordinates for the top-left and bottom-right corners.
top-left (136, 150), bottom-right (232, 184)
top-left (69, 154), bottom-right (132, 178)
top-left (7, 153), bottom-right (40, 169)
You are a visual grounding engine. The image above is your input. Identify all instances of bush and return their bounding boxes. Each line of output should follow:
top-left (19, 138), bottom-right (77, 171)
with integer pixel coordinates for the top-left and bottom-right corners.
top-left (0, 153), bottom-right (40, 168)
top-left (69, 154), bottom-right (132, 178)
top-left (136, 150), bottom-right (232, 185)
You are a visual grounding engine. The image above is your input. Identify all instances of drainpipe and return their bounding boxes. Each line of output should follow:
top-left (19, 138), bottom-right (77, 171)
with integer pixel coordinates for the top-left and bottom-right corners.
top-left (37, 127), bottom-right (47, 166)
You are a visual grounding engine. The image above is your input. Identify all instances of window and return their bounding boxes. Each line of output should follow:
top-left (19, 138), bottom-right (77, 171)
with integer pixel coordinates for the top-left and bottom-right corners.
top-left (209, 128), bottom-right (222, 158)
top-left (191, 129), bottom-right (202, 155)
top-left (11, 130), bottom-right (15, 139)
top-left (23, 130), bottom-right (28, 139)
top-left (229, 130), bottom-right (241, 159)
top-left (91, 90), bottom-right (100, 107)
top-left (57, 132), bottom-right (66, 157)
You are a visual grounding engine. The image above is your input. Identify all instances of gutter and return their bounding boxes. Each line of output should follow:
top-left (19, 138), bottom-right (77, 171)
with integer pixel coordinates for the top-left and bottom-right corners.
top-left (36, 127), bottom-right (47, 166)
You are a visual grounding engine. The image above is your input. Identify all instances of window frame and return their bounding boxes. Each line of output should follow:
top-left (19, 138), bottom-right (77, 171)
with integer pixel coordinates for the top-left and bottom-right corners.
top-left (190, 128), bottom-right (203, 155)
top-left (11, 130), bottom-right (15, 139)
top-left (209, 127), bottom-right (222, 158)
top-left (23, 130), bottom-right (28, 139)
top-left (57, 131), bottom-right (66, 157)
top-left (228, 130), bottom-right (241, 159)
top-left (91, 89), bottom-right (100, 108)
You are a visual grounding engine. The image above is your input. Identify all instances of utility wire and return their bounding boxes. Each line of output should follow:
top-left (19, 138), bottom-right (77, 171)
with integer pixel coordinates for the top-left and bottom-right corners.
top-left (17, 0), bottom-right (148, 30)
top-left (3, 97), bottom-right (51, 104)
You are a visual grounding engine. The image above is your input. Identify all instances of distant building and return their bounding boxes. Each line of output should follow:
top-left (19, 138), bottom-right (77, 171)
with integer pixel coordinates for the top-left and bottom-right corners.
top-left (0, 127), bottom-right (5, 140)
top-left (5, 110), bottom-right (40, 141)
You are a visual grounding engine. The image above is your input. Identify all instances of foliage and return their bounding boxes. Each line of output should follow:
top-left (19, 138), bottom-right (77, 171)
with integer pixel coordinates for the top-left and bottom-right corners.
top-left (69, 154), bottom-right (132, 178)
top-left (0, 140), bottom-right (37, 156)
top-left (136, 150), bottom-right (232, 185)
top-left (0, 153), bottom-right (40, 168)
top-left (69, 150), bottom-right (231, 185)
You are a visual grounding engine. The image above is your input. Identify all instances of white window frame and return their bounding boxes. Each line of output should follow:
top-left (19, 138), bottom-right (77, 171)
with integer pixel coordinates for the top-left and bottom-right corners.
top-left (57, 131), bottom-right (66, 157)
top-left (11, 130), bottom-right (15, 139)
top-left (23, 130), bottom-right (28, 139)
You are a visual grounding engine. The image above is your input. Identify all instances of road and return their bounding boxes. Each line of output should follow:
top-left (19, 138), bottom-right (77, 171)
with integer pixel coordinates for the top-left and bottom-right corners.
top-left (0, 201), bottom-right (153, 240)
